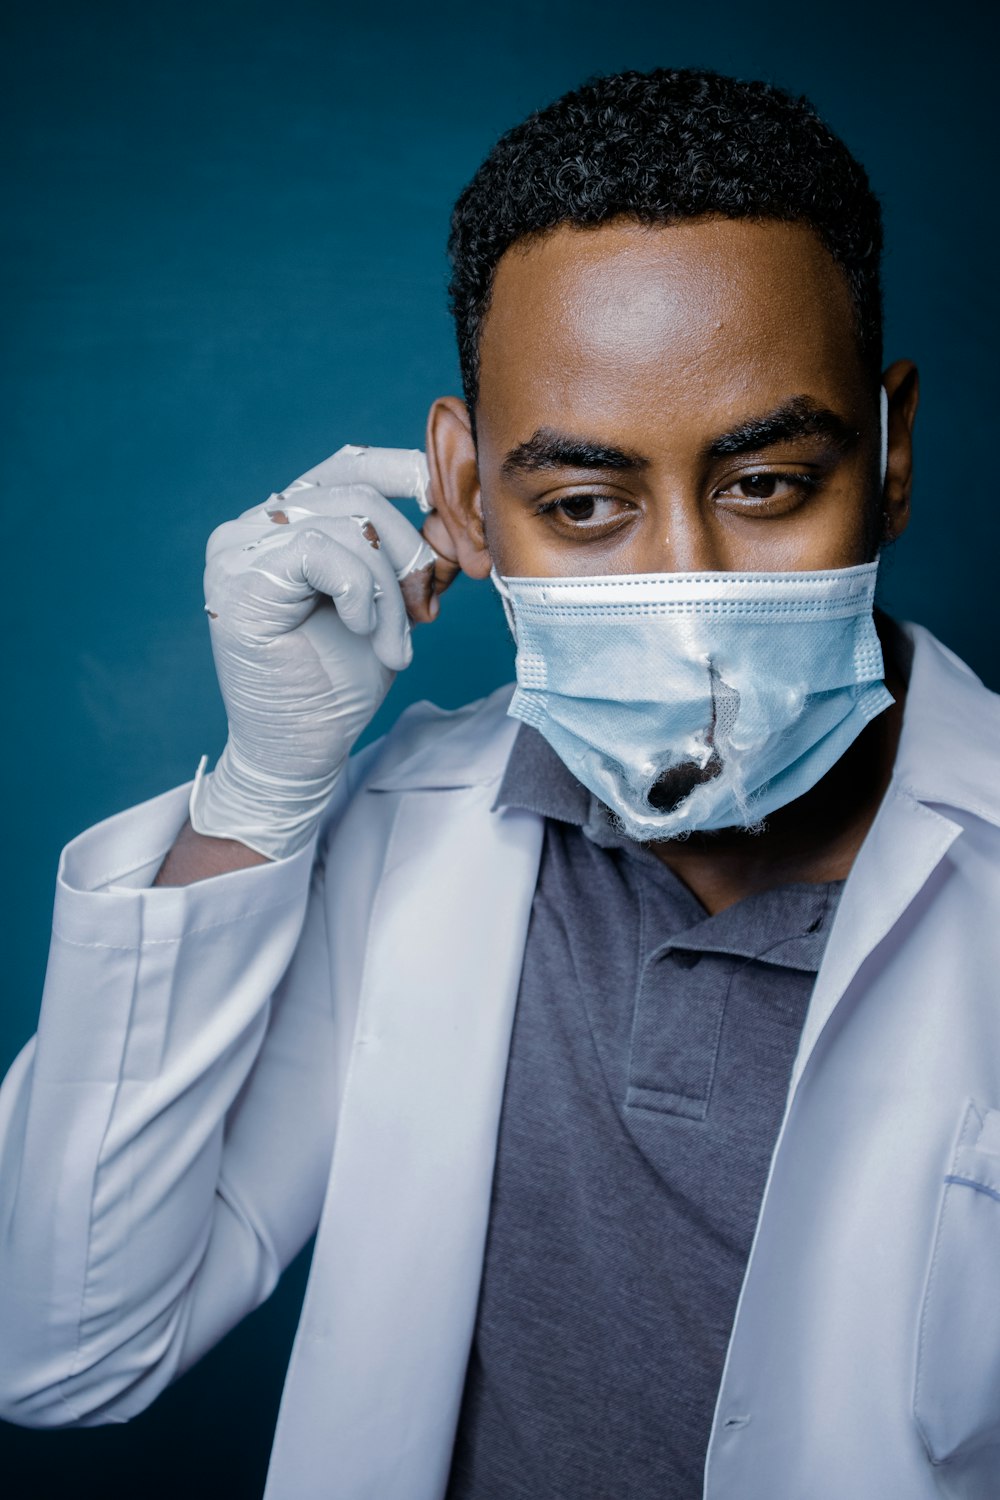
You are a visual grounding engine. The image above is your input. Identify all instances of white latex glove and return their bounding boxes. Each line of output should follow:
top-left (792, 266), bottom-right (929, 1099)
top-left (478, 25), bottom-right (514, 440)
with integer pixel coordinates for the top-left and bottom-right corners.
top-left (189, 446), bottom-right (437, 860)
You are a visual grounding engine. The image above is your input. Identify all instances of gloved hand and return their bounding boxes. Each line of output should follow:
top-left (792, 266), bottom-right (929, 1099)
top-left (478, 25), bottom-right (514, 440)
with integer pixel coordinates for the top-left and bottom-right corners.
top-left (189, 445), bottom-right (438, 860)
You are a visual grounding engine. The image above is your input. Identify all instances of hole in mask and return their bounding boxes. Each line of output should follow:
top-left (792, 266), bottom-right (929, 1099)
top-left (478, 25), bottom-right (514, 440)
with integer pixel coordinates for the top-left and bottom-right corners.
top-left (644, 661), bottom-right (733, 815)
top-left (646, 754), bottom-right (724, 813)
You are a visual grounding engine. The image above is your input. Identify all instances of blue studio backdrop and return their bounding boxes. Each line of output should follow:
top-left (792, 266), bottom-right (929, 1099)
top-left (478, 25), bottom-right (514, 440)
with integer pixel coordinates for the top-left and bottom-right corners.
top-left (2, 1), bottom-right (997, 1495)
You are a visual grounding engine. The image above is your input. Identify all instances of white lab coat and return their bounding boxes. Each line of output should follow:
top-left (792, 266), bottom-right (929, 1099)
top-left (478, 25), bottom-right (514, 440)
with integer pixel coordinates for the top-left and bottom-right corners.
top-left (1, 621), bottom-right (999, 1500)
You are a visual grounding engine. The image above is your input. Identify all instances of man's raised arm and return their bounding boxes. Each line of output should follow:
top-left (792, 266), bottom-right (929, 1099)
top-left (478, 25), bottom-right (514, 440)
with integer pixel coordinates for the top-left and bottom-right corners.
top-left (0, 446), bottom-right (440, 1423)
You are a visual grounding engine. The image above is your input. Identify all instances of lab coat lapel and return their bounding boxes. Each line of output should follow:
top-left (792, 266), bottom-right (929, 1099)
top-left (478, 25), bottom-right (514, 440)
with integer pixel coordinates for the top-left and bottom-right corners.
top-left (788, 622), bottom-right (996, 1089)
top-left (265, 776), bottom-right (544, 1500)
top-left (790, 784), bottom-right (961, 1091)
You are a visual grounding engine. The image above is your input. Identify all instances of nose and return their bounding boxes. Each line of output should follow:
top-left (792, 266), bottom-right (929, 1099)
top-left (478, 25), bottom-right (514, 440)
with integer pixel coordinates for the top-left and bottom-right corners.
top-left (629, 490), bottom-right (725, 573)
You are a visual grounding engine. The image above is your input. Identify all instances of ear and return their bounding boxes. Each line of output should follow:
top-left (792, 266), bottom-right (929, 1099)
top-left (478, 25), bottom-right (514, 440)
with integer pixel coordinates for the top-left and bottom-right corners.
top-left (880, 359), bottom-right (919, 545)
top-left (424, 396), bottom-right (493, 581)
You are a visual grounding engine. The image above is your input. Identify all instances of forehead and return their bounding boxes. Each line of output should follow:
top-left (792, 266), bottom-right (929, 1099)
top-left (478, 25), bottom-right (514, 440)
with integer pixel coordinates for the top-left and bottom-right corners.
top-left (477, 218), bottom-right (866, 433)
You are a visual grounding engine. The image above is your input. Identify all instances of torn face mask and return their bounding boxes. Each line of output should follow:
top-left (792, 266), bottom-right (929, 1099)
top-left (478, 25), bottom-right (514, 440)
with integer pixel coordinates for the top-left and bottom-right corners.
top-left (492, 561), bottom-right (893, 841)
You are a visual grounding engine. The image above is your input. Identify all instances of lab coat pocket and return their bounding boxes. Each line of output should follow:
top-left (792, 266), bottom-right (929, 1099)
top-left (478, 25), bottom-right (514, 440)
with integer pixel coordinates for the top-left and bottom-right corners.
top-left (914, 1099), bottom-right (1000, 1465)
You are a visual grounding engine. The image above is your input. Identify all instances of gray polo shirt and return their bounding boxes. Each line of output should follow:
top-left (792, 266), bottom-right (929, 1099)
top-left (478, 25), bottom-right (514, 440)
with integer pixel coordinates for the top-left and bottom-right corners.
top-left (445, 724), bottom-right (844, 1499)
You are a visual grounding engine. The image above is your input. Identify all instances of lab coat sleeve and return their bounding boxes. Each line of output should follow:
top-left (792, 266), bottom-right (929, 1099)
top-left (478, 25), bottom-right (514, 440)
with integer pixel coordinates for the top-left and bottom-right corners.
top-left (0, 749), bottom-right (377, 1429)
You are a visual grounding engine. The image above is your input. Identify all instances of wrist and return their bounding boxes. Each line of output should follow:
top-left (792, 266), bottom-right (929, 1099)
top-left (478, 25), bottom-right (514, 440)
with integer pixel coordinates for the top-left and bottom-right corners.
top-left (155, 818), bottom-right (272, 885)
top-left (188, 741), bottom-right (346, 860)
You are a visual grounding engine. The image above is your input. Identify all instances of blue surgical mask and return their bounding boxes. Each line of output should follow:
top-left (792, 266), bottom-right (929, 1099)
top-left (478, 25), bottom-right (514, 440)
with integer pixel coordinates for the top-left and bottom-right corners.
top-left (491, 390), bottom-right (893, 841)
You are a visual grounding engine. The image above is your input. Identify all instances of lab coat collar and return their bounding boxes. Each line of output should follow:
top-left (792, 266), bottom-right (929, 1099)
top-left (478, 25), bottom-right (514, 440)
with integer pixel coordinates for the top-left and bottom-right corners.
top-left (785, 620), bottom-right (998, 1087)
top-left (366, 686), bottom-right (519, 793)
top-left (888, 622), bottom-right (1000, 828)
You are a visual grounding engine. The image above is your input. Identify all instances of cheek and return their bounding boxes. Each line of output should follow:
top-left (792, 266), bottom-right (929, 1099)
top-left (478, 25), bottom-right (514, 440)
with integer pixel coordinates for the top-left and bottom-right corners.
top-left (721, 488), bottom-right (876, 573)
top-left (479, 491), bottom-right (547, 575)
top-left (807, 476), bottom-right (881, 568)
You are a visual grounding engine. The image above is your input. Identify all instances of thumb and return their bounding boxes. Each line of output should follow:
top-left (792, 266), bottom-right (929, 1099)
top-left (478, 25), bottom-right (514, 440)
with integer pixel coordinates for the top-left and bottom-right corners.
top-left (399, 511), bottom-right (462, 623)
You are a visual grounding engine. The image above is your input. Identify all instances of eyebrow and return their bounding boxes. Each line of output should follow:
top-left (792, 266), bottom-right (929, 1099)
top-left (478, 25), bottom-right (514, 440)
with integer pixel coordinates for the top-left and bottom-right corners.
top-left (500, 428), bottom-right (648, 478)
top-left (499, 397), bottom-right (860, 481)
top-left (707, 396), bottom-right (859, 458)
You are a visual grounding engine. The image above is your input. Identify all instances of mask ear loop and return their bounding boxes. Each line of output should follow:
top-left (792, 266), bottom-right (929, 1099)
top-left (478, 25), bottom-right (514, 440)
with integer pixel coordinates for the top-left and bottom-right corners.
top-left (490, 564), bottom-right (518, 638)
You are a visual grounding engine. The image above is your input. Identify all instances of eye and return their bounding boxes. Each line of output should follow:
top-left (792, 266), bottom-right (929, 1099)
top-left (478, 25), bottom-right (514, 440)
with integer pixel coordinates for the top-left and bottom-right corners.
top-left (558, 496), bottom-right (601, 521)
top-left (736, 474), bottom-right (783, 499)
top-left (715, 471), bottom-right (819, 512)
top-left (535, 493), bottom-right (632, 530)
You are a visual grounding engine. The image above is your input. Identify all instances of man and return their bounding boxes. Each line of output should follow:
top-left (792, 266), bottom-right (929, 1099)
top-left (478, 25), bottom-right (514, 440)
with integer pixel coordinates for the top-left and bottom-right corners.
top-left (1, 65), bottom-right (998, 1500)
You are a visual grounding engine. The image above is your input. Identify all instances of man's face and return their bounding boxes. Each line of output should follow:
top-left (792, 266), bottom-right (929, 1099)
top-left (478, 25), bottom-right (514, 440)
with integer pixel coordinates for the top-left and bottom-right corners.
top-left (469, 218), bottom-right (887, 579)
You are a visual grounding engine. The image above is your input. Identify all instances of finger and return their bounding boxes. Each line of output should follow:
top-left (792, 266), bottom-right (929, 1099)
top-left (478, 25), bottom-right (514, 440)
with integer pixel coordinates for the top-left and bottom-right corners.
top-left (208, 501), bottom-right (425, 643)
top-left (289, 517), bottom-right (412, 672)
top-left (215, 495), bottom-right (457, 633)
top-left (291, 445), bottom-right (432, 512)
top-left (396, 511), bottom-right (465, 624)
top-left (422, 511), bottom-right (463, 597)
top-left (266, 483), bottom-right (435, 586)
top-left (292, 530), bottom-right (380, 638)
top-left (205, 507), bottom-right (280, 564)
top-left (262, 489), bottom-right (440, 626)
top-left (398, 558), bottom-right (438, 624)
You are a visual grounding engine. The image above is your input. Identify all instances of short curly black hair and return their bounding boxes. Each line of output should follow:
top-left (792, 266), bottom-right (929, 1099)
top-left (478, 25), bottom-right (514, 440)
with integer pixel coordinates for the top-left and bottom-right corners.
top-left (448, 67), bottom-right (883, 414)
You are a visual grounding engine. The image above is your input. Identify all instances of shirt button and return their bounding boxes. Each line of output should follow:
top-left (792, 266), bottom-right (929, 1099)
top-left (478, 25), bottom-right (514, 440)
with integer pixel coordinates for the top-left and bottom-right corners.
top-left (669, 949), bottom-right (701, 969)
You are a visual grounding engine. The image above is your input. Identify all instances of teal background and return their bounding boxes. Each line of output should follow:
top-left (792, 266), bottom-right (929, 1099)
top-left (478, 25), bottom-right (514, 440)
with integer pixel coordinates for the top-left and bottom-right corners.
top-left (2, 0), bottom-right (996, 1493)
